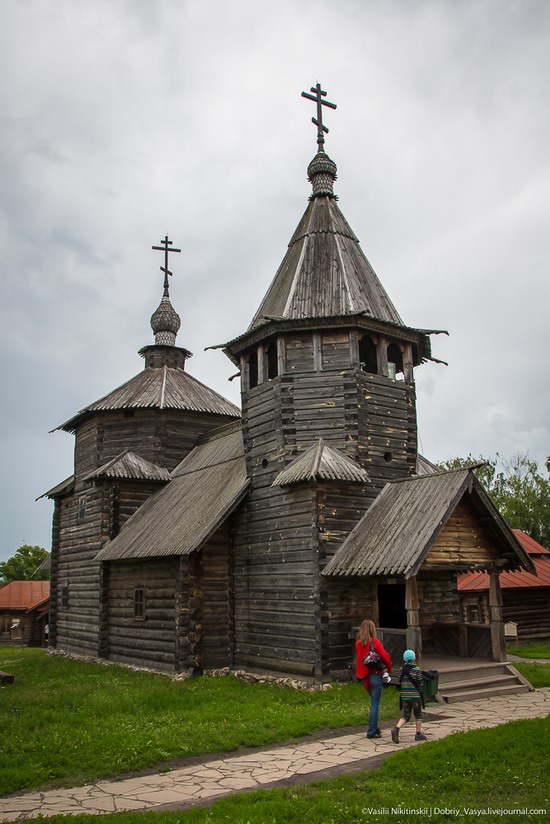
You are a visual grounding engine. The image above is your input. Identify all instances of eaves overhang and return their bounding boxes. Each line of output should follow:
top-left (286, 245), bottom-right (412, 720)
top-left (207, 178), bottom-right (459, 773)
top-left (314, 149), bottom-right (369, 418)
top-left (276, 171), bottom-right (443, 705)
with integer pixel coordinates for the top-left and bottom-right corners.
top-left (211, 313), bottom-right (448, 368)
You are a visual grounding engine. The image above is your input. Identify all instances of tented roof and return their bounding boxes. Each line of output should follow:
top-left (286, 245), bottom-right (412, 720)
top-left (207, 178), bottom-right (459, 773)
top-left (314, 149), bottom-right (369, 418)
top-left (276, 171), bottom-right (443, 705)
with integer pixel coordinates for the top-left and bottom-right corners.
top-left (272, 439), bottom-right (370, 486)
top-left (82, 450), bottom-right (171, 483)
top-left (56, 366), bottom-right (240, 432)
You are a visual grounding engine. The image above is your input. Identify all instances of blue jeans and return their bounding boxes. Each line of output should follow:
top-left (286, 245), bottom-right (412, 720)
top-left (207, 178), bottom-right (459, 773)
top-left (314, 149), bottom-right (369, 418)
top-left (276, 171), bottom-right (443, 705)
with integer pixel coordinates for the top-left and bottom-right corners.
top-left (367, 673), bottom-right (383, 736)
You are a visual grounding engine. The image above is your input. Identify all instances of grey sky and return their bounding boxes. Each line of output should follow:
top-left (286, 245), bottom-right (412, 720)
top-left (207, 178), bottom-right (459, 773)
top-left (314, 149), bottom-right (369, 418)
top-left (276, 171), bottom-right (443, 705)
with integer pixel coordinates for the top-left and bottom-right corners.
top-left (1, 0), bottom-right (549, 561)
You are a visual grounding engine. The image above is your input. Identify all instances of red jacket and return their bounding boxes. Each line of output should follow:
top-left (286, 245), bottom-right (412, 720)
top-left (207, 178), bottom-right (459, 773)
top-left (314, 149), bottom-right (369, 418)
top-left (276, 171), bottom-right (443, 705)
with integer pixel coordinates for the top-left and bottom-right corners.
top-left (355, 638), bottom-right (392, 684)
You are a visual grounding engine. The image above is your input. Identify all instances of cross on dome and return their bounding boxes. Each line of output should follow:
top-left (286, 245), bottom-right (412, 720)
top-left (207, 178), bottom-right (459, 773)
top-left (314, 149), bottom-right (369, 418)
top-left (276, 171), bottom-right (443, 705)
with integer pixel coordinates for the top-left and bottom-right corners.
top-left (152, 235), bottom-right (181, 297)
top-left (301, 83), bottom-right (337, 153)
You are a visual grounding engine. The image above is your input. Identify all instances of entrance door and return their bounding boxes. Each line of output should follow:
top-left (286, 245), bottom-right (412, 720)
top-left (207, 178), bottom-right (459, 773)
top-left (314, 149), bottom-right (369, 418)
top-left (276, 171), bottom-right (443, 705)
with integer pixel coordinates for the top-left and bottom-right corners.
top-left (378, 584), bottom-right (407, 629)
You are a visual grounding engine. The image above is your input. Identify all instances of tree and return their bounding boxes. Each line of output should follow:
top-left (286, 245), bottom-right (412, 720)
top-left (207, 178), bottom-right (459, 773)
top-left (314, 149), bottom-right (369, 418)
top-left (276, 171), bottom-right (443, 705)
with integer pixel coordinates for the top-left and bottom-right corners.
top-left (0, 545), bottom-right (49, 585)
top-left (437, 453), bottom-right (550, 548)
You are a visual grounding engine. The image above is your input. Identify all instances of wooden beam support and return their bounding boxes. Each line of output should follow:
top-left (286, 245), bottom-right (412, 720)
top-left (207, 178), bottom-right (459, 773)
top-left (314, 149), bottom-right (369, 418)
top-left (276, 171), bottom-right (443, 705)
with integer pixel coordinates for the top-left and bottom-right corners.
top-left (405, 576), bottom-right (422, 659)
top-left (489, 571), bottom-right (506, 662)
top-left (377, 338), bottom-right (389, 378)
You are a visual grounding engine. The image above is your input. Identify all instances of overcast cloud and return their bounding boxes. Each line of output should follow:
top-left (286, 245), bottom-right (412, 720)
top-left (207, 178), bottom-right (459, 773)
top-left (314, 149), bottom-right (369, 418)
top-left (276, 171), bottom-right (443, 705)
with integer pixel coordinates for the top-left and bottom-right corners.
top-left (1, 0), bottom-right (549, 561)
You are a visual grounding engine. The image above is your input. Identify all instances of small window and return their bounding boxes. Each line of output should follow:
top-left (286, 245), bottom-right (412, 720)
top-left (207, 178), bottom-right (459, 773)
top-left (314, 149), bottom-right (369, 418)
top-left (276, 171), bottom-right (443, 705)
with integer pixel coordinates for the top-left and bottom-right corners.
top-left (77, 496), bottom-right (87, 522)
top-left (468, 605), bottom-right (481, 624)
top-left (134, 588), bottom-right (145, 621)
top-left (61, 586), bottom-right (69, 608)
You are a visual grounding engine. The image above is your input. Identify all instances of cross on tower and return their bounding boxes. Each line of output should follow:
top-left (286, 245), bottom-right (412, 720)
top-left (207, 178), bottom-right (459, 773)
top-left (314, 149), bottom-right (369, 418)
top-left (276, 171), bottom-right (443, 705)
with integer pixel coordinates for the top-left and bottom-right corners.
top-left (152, 235), bottom-right (181, 297)
top-left (301, 83), bottom-right (337, 152)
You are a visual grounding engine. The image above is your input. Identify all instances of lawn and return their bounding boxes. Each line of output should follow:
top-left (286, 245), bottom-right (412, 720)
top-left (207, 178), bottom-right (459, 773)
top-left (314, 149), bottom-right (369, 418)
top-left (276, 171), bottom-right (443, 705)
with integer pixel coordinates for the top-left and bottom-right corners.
top-left (2, 648), bottom-right (549, 823)
top-left (509, 641), bottom-right (550, 659)
top-left (38, 715), bottom-right (550, 824)
top-left (0, 647), bottom-right (399, 797)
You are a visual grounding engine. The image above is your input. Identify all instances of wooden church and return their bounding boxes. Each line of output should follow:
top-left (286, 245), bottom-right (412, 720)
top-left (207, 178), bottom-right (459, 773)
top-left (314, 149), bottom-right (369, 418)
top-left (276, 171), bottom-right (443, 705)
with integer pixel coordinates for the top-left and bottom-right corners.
top-left (45, 86), bottom-right (534, 686)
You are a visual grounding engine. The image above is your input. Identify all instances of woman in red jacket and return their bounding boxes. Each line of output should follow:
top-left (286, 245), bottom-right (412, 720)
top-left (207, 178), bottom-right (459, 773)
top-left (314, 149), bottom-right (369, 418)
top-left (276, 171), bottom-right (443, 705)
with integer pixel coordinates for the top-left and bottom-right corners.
top-left (355, 619), bottom-right (392, 739)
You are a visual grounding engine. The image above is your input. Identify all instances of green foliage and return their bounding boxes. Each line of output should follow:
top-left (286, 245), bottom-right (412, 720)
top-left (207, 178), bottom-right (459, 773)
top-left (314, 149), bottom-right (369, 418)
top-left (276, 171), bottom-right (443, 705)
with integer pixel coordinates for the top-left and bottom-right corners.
top-left (437, 452), bottom-right (550, 547)
top-left (0, 647), bottom-right (399, 797)
top-left (0, 544), bottom-right (49, 584)
top-left (43, 716), bottom-right (550, 823)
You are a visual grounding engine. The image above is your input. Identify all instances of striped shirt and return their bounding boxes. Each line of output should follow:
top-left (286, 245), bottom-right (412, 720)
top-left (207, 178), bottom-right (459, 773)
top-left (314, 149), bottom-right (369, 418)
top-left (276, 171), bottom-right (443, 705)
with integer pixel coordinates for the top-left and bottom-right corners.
top-left (399, 664), bottom-right (424, 701)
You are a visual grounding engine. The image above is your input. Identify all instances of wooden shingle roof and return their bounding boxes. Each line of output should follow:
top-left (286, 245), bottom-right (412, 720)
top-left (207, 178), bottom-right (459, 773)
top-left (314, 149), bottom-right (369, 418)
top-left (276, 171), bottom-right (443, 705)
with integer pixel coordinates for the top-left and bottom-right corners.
top-left (323, 469), bottom-right (534, 579)
top-left (37, 475), bottom-right (75, 500)
top-left (95, 425), bottom-right (248, 561)
top-left (82, 450), bottom-right (171, 483)
top-left (272, 439), bottom-right (370, 486)
top-left (248, 195), bottom-right (403, 332)
top-left (56, 366), bottom-right (240, 432)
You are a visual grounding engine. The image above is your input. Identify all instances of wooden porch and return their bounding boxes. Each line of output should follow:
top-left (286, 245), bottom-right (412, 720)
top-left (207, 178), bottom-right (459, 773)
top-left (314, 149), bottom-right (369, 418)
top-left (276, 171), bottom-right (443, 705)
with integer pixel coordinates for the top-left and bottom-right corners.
top-left (377, 627), bottom-right (533, 702)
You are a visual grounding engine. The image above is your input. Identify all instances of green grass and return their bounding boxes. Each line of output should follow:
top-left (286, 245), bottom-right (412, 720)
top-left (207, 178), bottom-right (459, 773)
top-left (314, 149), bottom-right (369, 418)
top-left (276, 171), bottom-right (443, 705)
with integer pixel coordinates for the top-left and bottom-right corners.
top-left (39, 716), bottom-right (550, 824)
top-left (513, 661), bottom-right (550, 688)
top-left (509, 641), bottom-right (550, 659)
top-left (0, 647), bottom-right (399, 797)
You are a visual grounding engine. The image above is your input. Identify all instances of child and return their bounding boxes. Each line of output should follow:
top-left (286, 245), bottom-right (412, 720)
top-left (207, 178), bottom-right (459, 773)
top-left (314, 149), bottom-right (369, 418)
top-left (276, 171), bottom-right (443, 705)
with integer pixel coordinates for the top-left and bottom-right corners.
top-left (391, 649), bottom-right (427, 743)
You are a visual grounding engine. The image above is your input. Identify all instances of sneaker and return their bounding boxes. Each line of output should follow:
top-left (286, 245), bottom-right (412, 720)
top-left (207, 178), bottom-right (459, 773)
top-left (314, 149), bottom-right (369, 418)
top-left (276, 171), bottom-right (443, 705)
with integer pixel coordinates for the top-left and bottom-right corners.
top-left (415, 732), bottom-right (427, 741)
top-left (391, 727), bottom-right (399, 744)
top-left (367, 730), bottom-right (382, 739)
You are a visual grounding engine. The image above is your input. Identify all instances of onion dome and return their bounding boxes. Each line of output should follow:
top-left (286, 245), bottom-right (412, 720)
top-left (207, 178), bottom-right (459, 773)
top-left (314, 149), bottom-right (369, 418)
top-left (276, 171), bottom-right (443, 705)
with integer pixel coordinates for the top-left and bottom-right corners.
top-left (150, 296), bottom-right (181, 346)
top-left (307, 151), bottom-right (338, 198)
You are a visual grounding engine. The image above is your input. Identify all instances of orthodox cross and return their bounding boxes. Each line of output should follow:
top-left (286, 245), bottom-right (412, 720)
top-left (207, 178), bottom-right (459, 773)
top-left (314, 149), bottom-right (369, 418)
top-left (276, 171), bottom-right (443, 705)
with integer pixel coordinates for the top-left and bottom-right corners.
top-left (301, 83), bottom-right (337, 152)
top-left (152, 235), bottom-right (181, 297)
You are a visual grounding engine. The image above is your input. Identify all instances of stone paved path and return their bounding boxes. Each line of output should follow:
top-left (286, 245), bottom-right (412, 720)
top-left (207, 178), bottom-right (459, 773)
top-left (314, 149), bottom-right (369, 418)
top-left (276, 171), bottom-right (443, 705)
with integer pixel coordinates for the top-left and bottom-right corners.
top-left (2, 688), bottom-right (549, 821)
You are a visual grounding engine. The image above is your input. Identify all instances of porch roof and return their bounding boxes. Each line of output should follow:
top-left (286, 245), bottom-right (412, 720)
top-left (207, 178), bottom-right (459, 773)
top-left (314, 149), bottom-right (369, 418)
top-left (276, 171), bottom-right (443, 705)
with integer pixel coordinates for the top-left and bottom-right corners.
top-left (323, 469), bottom-right (534, 579)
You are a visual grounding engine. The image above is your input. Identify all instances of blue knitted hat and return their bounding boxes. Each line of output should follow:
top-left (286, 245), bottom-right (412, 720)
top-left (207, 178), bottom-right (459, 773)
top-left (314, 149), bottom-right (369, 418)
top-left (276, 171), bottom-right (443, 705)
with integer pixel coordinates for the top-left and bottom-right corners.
top-left (403, 649), bottom-right (416, 663)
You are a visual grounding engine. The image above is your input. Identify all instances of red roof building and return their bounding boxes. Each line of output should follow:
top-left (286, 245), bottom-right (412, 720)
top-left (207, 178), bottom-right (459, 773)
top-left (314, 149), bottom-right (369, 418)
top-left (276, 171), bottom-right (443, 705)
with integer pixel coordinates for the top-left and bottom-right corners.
top-left (459, 530), bottom-right (550, 640)
top-left (0, 581), bottom-right (50, 646)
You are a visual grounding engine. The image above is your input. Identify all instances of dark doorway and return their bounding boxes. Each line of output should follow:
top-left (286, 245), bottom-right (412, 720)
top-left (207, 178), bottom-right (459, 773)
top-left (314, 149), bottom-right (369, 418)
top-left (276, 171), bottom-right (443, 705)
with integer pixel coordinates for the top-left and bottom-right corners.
top-left (378, 584), bottom-right (407, 628)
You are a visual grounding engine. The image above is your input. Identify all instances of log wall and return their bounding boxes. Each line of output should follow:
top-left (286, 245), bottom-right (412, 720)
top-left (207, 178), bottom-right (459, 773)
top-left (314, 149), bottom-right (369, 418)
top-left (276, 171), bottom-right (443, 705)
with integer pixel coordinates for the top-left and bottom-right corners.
top-left (73, 409), bottom-right (233, 486)
top-left (235, 330), bottom-right (418, 678)
top-left (317, 482), bottom-right (376, 677)
top-left (55, 485), bottom-right (107, 656)
top-left (200, 523), bottom-right (233, 670)
top-left (460, 589), bottom-right (550, 640)
top-left (53, 403), bottom-right (233, 662)
top-left (425, 500), bottom-right (502, 568)
top-left (105, 558), bottom-right (179, 671)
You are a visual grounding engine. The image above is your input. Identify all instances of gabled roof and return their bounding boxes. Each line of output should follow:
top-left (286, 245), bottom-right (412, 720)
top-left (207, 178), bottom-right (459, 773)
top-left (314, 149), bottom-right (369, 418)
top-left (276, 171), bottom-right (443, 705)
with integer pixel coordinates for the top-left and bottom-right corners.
top-left (248, 195), bottom-right (404, 331)
top-left (323, 469), bottom-right (534, 579)
top-left (82, 450), bottom-right (171, 483)
top-left (272, 439), bottom-right (370, 487)
top-left (95, 425), bottom-right (249, 561)
top-left (56, 366), bottom-right (240, 432)
top-left (0, 581), bottom-right (50, 611)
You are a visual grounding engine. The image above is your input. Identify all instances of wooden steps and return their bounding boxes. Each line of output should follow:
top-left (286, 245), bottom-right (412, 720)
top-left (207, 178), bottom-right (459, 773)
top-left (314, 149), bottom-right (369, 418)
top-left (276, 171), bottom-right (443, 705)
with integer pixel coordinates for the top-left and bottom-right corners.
top-left (434, 661), bottom-right (533, 704)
